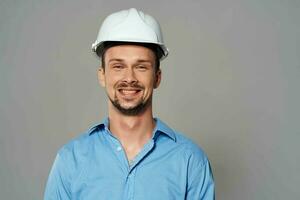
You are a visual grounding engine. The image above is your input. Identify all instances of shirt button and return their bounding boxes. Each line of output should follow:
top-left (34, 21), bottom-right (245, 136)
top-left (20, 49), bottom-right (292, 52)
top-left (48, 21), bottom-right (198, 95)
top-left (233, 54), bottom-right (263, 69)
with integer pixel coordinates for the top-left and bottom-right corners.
top-left (117, 146), bottom-right (122, 151)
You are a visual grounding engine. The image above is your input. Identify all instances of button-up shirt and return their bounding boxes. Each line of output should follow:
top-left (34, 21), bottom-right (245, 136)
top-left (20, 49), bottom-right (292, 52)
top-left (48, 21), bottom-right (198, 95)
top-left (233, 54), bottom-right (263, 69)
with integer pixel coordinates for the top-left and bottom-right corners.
top-left (44, 118), bottom-right (215, 200)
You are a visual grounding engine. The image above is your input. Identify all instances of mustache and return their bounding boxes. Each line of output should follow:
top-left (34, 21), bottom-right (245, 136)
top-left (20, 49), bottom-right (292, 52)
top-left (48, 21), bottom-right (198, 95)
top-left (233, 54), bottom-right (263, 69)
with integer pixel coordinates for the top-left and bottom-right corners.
top-left (116, 82), bottom-right (144, 89)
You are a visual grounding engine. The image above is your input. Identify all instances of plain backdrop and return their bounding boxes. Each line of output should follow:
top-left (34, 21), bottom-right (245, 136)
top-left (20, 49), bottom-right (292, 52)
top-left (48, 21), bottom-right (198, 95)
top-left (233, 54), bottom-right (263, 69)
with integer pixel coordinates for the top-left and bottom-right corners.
top-left (0, 0), bottom-right (299, 199)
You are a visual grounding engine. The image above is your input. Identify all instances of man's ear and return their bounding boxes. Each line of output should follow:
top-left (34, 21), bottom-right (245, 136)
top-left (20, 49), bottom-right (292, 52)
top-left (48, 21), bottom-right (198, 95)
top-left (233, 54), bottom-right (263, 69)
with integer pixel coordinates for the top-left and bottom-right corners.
top-left (154, 69), bottom-right (161, 89)
top-left (97, 67), bottom-right (106, 87)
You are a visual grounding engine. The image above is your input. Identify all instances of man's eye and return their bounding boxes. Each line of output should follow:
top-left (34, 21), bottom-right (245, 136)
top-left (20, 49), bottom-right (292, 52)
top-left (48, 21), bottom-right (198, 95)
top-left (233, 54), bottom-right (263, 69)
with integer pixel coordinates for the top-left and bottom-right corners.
top-left (136, 65), bottom-right (147, 70)
top-left (112, 65), bottom-right (123, 69)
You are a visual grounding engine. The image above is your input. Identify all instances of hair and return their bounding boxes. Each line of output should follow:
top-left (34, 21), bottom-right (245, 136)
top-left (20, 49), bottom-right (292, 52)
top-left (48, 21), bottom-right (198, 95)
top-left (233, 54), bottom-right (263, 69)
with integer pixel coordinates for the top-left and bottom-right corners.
top-left (97, 41), bottom-right (162, 72)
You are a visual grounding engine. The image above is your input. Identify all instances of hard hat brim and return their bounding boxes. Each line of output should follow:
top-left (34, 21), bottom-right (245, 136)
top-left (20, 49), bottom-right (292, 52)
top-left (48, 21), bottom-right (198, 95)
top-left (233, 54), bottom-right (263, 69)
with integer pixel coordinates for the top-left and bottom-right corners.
top-left (92, 40), bottom-right (169, 61)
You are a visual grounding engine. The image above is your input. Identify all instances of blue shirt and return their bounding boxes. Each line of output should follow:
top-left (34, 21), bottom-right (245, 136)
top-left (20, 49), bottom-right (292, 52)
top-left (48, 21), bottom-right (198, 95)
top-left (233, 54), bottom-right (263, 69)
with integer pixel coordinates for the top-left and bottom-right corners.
top-left (44, 118), bottom-right (215, 200)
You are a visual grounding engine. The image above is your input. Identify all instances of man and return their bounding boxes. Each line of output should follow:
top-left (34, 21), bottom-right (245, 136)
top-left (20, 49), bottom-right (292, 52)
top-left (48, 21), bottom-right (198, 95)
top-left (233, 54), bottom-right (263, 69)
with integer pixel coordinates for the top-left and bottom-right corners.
top-left (44, 8), bottom-right (215, 200)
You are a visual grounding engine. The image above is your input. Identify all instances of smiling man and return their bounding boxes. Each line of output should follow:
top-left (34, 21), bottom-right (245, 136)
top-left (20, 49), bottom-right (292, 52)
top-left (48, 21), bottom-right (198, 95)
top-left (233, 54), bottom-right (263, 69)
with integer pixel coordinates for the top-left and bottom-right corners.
top-left (44, 8), bottom-right (215, 200)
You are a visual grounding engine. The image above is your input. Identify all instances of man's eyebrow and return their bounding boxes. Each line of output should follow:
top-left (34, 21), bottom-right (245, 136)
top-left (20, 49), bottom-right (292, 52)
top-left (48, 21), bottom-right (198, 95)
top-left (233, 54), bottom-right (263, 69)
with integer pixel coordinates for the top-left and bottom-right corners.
top-left (136, 59), bottom-right (152, 63)
top-left (108, 58), bottom-right (124, 63)
top-left (108, 59), bottom-right (152, 64)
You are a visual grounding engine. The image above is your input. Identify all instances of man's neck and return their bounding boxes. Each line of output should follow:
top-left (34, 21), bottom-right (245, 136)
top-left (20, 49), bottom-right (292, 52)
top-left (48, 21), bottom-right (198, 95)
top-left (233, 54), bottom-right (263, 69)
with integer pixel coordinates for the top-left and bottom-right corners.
top-left (107, 104), bottom-right (155, 160)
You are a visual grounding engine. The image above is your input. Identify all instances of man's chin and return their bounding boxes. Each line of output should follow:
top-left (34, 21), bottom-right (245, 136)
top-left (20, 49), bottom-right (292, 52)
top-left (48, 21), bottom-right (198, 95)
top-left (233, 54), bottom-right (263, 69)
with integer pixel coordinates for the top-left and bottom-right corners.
top-left (111, 100), bottom-right (147, 116)
top-left (118, 102), bottom-right (140, 109)
top-left (116, 105), bottom-right (146, 116)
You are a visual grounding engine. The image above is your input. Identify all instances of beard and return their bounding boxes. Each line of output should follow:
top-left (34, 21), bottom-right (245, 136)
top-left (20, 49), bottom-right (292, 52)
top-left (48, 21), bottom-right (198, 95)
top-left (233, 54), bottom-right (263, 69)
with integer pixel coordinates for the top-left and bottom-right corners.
top-left (109, 96), bottom-right (151, 116)
top-left (108, 82), bottom-right (152, 116)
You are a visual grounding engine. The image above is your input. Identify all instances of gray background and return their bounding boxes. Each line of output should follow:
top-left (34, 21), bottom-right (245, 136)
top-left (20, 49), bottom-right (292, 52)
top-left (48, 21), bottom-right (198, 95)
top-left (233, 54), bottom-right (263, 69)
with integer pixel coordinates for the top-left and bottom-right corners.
top-left (1, 0), bottom-right (299, 199)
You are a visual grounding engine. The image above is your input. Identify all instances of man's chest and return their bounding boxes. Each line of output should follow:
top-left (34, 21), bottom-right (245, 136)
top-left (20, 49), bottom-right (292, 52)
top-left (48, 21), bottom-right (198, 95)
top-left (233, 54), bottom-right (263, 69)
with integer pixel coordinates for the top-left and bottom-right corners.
top-left (70, 142), bottom-right (189, 200)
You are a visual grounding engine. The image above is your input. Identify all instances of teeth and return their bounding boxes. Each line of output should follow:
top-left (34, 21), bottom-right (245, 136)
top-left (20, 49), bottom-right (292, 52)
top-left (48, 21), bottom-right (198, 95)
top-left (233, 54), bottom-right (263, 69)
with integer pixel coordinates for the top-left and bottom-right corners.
top-left (120, 89), bottom-right (139, 95)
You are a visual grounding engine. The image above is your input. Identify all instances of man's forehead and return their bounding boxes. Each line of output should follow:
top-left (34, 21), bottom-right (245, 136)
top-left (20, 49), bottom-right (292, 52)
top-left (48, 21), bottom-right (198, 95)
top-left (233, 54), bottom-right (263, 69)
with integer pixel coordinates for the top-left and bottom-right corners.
top-left (104, 45), bottom-right (156, 62)
top-left (107, 58), bottom-right (153, 64)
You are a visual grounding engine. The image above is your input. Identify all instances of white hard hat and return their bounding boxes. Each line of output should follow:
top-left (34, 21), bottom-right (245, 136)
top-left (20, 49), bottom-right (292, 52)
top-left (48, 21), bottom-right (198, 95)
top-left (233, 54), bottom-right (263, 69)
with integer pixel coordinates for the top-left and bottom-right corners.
top-left (92, 8), bottom-right (169, 60)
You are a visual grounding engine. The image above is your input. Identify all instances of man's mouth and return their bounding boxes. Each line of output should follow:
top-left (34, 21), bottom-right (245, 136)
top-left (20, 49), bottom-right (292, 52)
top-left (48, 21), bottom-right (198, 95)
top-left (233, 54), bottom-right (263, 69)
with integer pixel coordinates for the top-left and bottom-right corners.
top-left (118, 88), bottom-right (142, 96)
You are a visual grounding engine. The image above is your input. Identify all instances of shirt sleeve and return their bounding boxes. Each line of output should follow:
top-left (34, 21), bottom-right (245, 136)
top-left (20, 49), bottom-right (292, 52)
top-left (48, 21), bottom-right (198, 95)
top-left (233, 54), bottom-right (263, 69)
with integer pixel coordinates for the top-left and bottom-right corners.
top-left (186, 156), bottom-right (215, 200)
top-left (44, 151), bottom-right (72, 200)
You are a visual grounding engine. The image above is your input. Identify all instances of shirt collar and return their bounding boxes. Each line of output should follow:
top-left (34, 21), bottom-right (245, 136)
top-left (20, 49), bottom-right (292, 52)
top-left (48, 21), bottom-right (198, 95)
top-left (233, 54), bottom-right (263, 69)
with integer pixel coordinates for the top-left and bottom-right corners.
top-left (152, 118), bottom-right (176, 142)
top-left (87, 118), bottom-right (108, 134)
top-left (88, 117), bottom-right (176, 142)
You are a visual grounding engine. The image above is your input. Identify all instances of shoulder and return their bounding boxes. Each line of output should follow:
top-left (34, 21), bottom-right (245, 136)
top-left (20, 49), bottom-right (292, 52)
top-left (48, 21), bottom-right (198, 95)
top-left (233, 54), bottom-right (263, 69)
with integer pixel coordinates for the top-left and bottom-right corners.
top-left (157, 118), bottom-right (209, 167)
top-left (56, 125), bottom-right (100, 166)
top-left (174, 131), bottom-right (209, 166)
top-left (45, 127), bottom-right (100, 194)
top-left (58, 133), bottom-right (90, 155)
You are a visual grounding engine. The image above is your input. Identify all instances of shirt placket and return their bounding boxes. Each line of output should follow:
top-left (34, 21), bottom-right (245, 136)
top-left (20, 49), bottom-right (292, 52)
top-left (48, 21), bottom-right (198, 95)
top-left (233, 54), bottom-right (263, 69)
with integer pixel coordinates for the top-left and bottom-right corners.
top-left (104, 128), bottom-right (129, 172)
top-left (125, 167), bottom-right (136, 200)
top-left (104, 127), bottom-right (157, 200)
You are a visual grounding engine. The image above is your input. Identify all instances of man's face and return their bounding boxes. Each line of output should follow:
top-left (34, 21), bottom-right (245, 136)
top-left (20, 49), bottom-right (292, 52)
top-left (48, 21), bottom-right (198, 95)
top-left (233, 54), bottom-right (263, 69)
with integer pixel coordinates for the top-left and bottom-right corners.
top-left (98, 44), bottom-right (161, 115)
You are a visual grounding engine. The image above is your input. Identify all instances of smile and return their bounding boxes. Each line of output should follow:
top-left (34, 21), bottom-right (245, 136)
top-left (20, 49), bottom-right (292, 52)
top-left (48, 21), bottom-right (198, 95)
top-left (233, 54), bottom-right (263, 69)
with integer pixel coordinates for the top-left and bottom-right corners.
top-left (118, 88), bottom-right (142, 96)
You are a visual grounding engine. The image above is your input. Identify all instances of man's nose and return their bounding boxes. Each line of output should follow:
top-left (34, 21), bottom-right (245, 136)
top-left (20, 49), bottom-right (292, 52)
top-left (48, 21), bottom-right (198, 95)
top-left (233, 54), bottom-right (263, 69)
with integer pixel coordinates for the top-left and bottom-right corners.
top-left (123, 67), bottom-right (137, 83)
